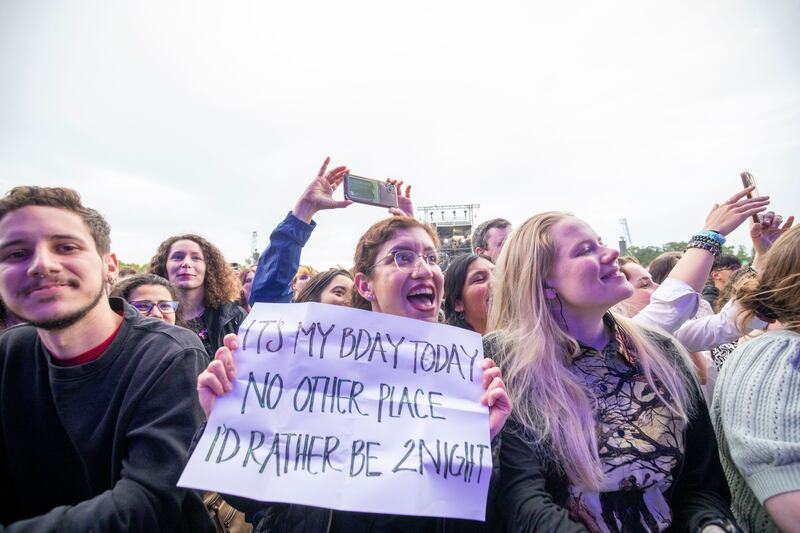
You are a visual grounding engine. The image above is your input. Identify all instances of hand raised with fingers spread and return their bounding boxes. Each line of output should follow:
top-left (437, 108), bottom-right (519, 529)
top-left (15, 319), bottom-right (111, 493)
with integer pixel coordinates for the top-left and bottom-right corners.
top-left (197, 333), bottom-right (239, 418)
top-left (704, 186), bottom-right (770, 236)
top-left (751, 211), bottom-right (795, 257)
top-left (480, 358), bottom-right (512, 440)
top-left (386, 179), bottom-right (414, 218)
top-left (293, 156), bottom-right (353, 224)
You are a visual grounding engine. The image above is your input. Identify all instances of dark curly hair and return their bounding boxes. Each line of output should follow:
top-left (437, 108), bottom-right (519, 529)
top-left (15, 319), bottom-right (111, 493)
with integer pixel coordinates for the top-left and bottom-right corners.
top-left (110, 273), bottom-right (184, 325)
top-left (350, 217), bottom-right (440, 310)
top-left (736, 226), bottom-right (800, 333)
top-left (148, 234), bottom-right (239, 310)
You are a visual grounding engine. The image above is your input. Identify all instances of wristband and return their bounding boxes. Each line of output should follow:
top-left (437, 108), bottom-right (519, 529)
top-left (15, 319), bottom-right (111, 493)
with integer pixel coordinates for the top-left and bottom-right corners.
top-left (697, 230), bottom-right (726, 246)
top-left (687, 239), bottom-right (722, 257)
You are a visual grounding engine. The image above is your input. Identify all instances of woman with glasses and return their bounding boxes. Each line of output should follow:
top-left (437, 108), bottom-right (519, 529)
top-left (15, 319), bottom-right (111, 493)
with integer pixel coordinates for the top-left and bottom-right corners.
top-left (197, 160), bottom-right (511, 532)
top-left (110, 273), bottom-right (181, 325)
top-left (148, 234), bottom-right (245, 359)
top-left (248, 157), bottom-right (413, 306)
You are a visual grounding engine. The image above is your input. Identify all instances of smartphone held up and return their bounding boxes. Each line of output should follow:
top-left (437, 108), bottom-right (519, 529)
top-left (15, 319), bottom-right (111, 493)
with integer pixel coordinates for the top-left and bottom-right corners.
top-left (343, 173), bottom-right (399, 209)
top-left (740, 171), bottom-right (762, 222)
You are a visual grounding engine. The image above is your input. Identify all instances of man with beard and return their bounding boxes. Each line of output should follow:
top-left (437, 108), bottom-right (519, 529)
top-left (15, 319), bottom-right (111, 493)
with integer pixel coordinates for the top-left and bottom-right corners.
top-left (0, 187), bottom-right (213, 531)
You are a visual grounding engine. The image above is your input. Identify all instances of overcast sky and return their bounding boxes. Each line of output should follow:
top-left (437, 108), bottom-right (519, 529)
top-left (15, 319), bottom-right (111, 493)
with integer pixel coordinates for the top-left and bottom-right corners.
top-left (1, 0), bottom-right (797, 268)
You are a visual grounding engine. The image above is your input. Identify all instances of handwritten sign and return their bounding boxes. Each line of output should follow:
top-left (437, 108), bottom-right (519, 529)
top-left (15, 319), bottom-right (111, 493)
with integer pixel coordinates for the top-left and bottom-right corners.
top-left (179, 302), bottom-right (492, 521)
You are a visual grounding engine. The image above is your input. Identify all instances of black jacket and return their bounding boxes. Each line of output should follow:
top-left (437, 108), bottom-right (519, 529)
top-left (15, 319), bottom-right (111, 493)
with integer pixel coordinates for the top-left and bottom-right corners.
top-left (202, 301), bottom-right (247, 357)
top-left (0, 298), bottom-right (214, 532)
top-left (486, 331), bottom-right (738, 532)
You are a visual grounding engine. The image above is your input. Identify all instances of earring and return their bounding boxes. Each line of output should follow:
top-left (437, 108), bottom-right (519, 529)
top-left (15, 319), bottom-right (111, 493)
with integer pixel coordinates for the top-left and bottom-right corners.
top-left (544, 284), bottom-right (557, 299)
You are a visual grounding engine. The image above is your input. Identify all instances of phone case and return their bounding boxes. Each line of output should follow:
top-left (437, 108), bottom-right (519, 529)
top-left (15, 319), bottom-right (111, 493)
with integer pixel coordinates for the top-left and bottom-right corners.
top-left (344, 174), bottom-right (399, 209)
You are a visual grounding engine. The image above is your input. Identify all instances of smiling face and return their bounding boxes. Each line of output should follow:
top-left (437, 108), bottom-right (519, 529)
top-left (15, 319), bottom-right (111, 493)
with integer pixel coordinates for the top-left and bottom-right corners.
top-left (127, 284), bottom-right (177, 325)
top-left (620, 262), bottom-right (659, 316)
top-left (546, 217), bottom-right (633, 317)
top-left (0, 206), bottom-right (115, 329)
top-left (319, 274), bottom-right (354, 306)
top-left (166, 239), bottom-right (206, 292)
top-left (455, 257), bottom-right (494, 334)
top-left (356, 227), bottom-right (444, 322)
top-left (242, 269), bottom-right (255, 303)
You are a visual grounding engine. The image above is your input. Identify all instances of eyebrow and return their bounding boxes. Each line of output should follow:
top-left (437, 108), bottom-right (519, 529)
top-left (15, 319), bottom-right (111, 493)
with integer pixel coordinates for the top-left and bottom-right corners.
top-left (389, 242), bottom-right (435, 252)
top-left (0, 234), bottom-right (87, 250)
top-left (329, 285), bottom-right (349, 292)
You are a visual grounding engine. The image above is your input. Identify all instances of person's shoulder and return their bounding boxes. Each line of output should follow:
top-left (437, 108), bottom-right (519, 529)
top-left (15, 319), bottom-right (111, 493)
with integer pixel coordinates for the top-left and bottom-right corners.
top-left (124, 314), bottom-right (207, 360)
top-left (0, 323), bottom-right (40, 359)
top-left (214, 301), bottom-right (247, 322)
top-left (732, 330), bottom-right (800, 367)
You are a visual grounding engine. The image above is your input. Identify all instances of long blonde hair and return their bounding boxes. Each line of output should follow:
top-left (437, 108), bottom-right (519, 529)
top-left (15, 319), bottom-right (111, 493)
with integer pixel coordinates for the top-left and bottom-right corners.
top-left (487, 211), bottom-right (695, 489)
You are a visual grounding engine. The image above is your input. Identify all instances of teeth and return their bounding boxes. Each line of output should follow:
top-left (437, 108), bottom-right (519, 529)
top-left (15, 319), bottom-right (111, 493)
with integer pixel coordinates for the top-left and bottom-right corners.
top-left (408, 287), bottom-right (433, 296)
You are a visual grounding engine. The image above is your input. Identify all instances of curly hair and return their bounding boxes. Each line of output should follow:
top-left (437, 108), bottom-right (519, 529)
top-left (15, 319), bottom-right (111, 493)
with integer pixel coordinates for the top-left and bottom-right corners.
top-left (736, 226), bottom-right (800, 333)
top-left (148, 234), bottom-right (239, 310)
top-left (350, 216), bottom-right (440, 310)
top-left (0, 186), bottom-right (111, 254)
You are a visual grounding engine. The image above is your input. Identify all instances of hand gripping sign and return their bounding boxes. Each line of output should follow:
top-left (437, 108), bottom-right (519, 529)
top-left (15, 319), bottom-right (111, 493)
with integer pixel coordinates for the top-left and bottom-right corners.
top-left (179, 302), bottom-right (493, 521)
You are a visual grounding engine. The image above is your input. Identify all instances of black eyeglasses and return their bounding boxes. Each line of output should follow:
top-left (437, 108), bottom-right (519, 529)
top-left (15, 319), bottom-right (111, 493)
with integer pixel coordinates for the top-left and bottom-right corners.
top-left (372, 249), bottom-right (449, 273)
top-left (129, 300), bottom-right (179, 314)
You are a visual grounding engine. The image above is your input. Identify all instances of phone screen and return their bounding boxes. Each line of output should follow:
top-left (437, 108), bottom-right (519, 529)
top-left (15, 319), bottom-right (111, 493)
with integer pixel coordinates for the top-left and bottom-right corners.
top-left (349, 176), bottom-right (379, 202)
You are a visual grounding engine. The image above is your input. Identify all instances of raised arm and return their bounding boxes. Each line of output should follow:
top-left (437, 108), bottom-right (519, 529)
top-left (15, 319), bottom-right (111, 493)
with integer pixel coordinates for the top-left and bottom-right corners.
top-left (249, 157), bottom-right (351, 305)
top-left (666, 187), bottom-right (768, 292)
top-left (634, 187), bottom-right (769, 333)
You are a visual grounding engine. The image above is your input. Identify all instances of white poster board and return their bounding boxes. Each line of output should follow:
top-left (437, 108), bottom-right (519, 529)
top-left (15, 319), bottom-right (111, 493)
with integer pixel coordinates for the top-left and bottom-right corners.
top-left (178, 302), bottom-right (493, 521)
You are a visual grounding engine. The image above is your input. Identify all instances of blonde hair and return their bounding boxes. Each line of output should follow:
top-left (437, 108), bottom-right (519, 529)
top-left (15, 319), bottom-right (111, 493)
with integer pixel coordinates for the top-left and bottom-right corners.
top-left (737, 225), bottom-right (800, 334)
top-left (488, 211), bottom-right (695, 489)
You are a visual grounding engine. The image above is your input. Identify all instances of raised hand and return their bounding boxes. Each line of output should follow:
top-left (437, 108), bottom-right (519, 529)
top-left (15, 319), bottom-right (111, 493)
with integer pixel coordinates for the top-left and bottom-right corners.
top-left (703, 186), bottom-right (770, 236)
top-left (386, 178), bottom-right (414, 217)
top-left (751, 211), bottom-right (795, 257)
top-left (480, 358), bottom-right (512, 439)
top-left (197, 333), bottom-right (239, 418)
top-left (293, 156), bottom-right (353, 224)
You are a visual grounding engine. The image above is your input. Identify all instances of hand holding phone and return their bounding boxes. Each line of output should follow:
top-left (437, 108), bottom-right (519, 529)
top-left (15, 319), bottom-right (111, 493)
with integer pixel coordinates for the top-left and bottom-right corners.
top-left (740, 171), bottom-right (761, 223)
top-left (292, 157), bottom-right (352, 224)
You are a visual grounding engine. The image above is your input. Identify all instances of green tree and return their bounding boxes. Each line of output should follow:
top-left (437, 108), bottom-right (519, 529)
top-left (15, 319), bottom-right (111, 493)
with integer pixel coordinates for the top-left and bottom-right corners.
top-left (118, 261), bottom-right (144, 273)
top-left (625, 241), bottom-right (753, 267)
top-left (624, 245), bottom-right (662, 266)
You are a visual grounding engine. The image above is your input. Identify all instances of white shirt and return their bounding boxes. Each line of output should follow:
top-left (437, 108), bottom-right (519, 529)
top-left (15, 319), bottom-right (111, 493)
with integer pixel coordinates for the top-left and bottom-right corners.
top-left (632, 278), bottom-right (767, 352)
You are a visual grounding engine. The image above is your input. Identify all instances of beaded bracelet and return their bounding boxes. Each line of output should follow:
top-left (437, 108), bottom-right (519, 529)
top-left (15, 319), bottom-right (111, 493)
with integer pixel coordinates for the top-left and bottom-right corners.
top-left (697, 229), bottom-right (726, 246)
top-left (689, 234), bottom-right (723, 248)
top-left (686, 239), bottom-right (722, 256)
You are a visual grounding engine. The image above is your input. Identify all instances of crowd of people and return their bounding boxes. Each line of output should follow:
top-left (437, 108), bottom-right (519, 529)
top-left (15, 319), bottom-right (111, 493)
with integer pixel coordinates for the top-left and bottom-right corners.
top-left (0, 157), bottom-right (797, 532)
